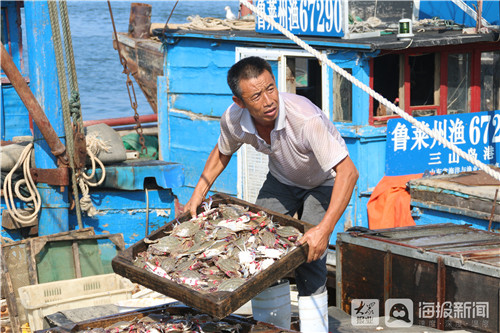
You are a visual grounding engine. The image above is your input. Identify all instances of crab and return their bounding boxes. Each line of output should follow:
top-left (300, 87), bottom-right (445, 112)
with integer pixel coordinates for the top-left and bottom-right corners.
top-left (217, 277), bottom-right (246, 292)
top-left (159, 256), bottom-right (176, 273)
top-left (276, 225), bottom-right (302, 241)
top-left (176, 270), bottom-right (207, 287)
top-left (258, 229), bottom-right (277, 248)
top-left (177, 240), bottom-right (216, 258)
top-left (171, 220), bottom-right (201, 238)
top-left (198, 240), bottom-right (229, 259)
top-left (213, 226), bottom-right (235, 240)
top-left (216, 258), bottom-right (241, 277)
top-left (216, 216), bottom-right (252, 232)
top-left (147, 235), bottom-right (182, 254)
top-left (218, 203), bottom-right (249, 219)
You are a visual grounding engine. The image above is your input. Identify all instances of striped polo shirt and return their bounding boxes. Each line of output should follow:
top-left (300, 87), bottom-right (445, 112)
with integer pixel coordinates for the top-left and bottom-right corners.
top-left (218, 92), bottom-right (348, 189)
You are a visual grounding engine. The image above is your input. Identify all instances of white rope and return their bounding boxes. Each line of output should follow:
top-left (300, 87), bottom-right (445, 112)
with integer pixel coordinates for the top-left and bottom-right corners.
top-left (239, 0), bottom-right (500, 182)
top-left (79, 177), bottom-right (98, 217)
top-left (86, 132), bottom-right (111, 156)
top-left (2, 137), bottom-right (108, 220)
top-left (2, 143), bottom-right (41, 225)
top-left (77, 138), bottom-right (107, 216)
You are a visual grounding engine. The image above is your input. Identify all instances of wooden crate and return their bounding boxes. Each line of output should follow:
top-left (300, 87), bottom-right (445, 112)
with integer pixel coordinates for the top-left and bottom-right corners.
top-left (337, 223), bottom-right (500, 333)
top-left (39, 304), bottom-right (298, 333)
top-left (112, 193), bottom-right (310, 319)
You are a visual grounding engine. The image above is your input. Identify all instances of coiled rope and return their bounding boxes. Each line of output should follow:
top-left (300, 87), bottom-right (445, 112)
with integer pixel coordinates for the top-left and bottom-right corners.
top-left (239, 0), bottom-right (500, 182)
top-left (2, 140), bottom-right (106, 222)
top-left (2, 143), bottom-right (41, 225)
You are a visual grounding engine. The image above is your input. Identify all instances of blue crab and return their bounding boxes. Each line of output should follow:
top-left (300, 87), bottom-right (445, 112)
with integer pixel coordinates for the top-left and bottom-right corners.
top-left (217, 277), bottom-right (246, 292)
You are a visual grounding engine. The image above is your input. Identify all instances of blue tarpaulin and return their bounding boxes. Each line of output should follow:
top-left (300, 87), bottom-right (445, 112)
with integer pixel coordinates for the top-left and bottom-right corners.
top-left (419, 0), bottom-right (500, 27)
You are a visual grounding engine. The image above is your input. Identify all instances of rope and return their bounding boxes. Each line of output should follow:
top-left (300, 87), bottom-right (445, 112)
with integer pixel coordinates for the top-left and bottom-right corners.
top-left (74, 137), bottom-right (107, 216)
top-left (48, 1), bottom-right (85, 227)
top-left (77, 136), bottom-right (107, 216)
top-left (79, 178), bottom-right (98, 217)
top-left (2, 144), bottom-right (41, 225)
top-left (350, 16), bottom-right (383, 33)
top-left (239, 0), bottom-right (500, 182)
top-left (58, 1), bottom-right (87, 224)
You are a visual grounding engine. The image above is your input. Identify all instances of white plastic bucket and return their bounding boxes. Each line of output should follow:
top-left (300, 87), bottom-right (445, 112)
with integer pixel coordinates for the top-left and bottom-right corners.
top-left (298, 291), bottom-right (329, 333)
top-left (251, 279), bottom-right (291, 329)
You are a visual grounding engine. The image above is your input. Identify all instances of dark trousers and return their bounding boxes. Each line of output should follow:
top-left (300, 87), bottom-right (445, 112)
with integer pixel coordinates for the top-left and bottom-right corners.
top-left (256, 173), bottom-right (332, 296)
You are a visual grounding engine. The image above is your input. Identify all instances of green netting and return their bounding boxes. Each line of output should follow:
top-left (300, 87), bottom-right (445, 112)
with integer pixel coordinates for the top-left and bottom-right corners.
top-left (122, 133), bottom-right (159, 159)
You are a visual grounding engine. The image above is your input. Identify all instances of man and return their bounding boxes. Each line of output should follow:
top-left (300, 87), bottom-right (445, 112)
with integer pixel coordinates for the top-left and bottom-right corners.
top-left (185, 56), bottom-right (358, 332)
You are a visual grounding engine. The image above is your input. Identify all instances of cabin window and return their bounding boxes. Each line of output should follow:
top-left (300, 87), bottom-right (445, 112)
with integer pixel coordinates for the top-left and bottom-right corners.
top-left (447, 53), bottom-right (471, 114)
top-left (372, 54), bottom-right (399, 117)
top-left (480, 51), bottom-right (500, 112)
top-left (409, 54), bottom-right (435, 107)
top-left (332, 69), bottom-right (352, 122)
top-left (408, 53), bottom-right (440, 117)
top-left (285, 57), bottom-right (322, 109)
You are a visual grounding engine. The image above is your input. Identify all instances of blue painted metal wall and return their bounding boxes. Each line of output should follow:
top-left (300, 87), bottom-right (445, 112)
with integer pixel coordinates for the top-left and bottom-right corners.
top-left (158, 34), bottom-right (388, 243)
top-left (1, 86), bottom-right (32, 140)
top-left (411, 205), bottom-right (499, 232)
top-left (68, 189), bottom-right (177, 247)
top-left (159, 38), bottom-right (239, 204)
top-left (24, 1), bottom-right (69, 235)
top-left (1, 1), bottom-right (31, 141)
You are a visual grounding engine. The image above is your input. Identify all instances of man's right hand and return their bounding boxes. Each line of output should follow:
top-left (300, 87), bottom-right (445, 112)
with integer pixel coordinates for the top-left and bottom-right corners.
top-left (184, 144), bottom-right (232, 218)
top-left (184, 194), bottom-right (205, 218)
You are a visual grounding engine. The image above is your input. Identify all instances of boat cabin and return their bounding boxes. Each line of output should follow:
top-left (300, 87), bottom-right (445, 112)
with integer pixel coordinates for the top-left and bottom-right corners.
top-left (147, 12), bottom-right (499, 239)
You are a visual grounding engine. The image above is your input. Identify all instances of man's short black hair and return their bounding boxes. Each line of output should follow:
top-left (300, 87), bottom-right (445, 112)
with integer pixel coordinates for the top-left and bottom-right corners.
top-left (227, 56), bottom-right (273, 100)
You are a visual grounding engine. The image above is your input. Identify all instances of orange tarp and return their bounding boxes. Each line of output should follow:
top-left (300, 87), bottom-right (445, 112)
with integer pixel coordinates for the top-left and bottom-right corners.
top-left (367, 174), bottom-right (422, 230)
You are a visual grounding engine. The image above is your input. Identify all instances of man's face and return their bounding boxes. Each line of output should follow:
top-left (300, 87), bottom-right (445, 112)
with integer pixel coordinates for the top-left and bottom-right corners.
top-left (233, 70), bottom-right (279, 128)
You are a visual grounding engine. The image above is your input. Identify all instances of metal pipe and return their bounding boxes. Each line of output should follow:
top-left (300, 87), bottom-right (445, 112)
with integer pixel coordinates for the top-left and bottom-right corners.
top-left (436, 257), bottom-right (445, 330)
top-left (83, 113), bottom-right (157, 127)
top-left (1, 43), bottom-right (68, 164)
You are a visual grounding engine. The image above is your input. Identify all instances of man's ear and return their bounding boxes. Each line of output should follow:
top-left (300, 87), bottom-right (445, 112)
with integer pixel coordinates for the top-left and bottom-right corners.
top-left (233, 96), bottom-right (246, 109)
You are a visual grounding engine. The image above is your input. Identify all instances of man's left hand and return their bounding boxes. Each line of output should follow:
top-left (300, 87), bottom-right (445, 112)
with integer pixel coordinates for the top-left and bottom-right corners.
top-left (298, 225), bottom-right (330, 263)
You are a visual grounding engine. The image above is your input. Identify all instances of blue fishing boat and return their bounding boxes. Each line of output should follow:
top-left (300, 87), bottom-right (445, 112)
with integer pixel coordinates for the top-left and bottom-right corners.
top-left (114, 0), bottom-right (499, 236)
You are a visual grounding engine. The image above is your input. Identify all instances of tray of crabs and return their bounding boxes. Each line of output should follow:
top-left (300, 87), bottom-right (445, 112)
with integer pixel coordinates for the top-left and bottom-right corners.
top-left (112, 193), bottom-right (311, 319)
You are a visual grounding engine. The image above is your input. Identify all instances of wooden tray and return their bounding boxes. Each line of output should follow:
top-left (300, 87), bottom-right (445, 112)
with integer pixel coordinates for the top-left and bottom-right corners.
top-left (112, 193), bottom-right (310, 319)
top-left (39, 304), bottom-right (298, 332)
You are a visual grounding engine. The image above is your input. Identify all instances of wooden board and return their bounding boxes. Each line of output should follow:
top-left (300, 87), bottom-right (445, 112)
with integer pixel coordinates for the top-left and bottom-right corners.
top-left (409, 174), bottom-right (500, 223)
top-left (112, 193), bottom-right (310, 319)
